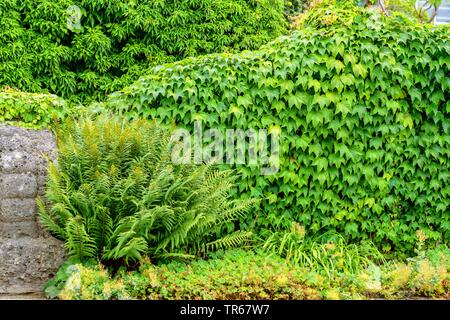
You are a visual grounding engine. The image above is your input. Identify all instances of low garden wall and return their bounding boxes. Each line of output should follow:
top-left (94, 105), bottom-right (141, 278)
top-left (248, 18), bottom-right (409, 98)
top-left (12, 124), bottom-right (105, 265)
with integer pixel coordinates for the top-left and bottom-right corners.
top-left (0, 125), bottom-right (65, 295)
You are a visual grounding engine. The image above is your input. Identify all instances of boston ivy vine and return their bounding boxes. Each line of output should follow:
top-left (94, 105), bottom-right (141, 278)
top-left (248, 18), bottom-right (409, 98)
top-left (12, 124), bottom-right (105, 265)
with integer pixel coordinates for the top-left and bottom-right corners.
top-left (106, 1), bottom-right (450, 253)
top-left (0, 87), bottom-right (67, 128)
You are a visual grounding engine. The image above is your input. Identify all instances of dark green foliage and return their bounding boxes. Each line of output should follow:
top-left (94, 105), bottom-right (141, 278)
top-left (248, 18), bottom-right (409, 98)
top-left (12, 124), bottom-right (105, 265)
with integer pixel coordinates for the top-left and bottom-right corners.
top-left (105, 0), bottom-right (450, 254)
top-left (0, 0), bottom-right (287, 103)
top-left (38, 115), bottom-right (255, 265)
top-left (284, 0), bottom-right (310, 16)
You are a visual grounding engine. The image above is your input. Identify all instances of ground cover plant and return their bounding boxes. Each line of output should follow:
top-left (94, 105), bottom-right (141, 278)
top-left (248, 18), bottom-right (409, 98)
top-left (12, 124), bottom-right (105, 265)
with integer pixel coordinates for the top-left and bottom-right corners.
top-left (0, 0), bottom-right (287, 104)
top-left (45, 245), bottom-right (449, 300)
top-left (0, 87), bottom-right (67, 128)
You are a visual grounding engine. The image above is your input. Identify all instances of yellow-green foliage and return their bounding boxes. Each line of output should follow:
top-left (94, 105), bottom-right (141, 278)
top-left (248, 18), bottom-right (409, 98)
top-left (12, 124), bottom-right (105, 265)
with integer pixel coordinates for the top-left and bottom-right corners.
top-left (58, 250), bottom-right (324, 300)
top-left (0, 87), bottom-right (67, 128)
top-left (59, 264), bottom-right (131, 300)
top-left (380, 246), bottom-right (450, 297)
top-left (54, 247), bottom-right (450, 300)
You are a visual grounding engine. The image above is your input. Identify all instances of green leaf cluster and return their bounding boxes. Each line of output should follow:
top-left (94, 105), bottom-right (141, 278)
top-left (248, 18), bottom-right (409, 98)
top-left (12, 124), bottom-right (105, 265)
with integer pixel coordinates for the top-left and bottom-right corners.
top-left (105, 1), bottom-right (450, 253)
top-left (38, 115), bottom-right (256, 265)
top-left (0, 87), bottom-right (67, 128)
top-left (0, 0), bottom-right (286, 104)
top-left (284, 0), bottom-right (310, 16)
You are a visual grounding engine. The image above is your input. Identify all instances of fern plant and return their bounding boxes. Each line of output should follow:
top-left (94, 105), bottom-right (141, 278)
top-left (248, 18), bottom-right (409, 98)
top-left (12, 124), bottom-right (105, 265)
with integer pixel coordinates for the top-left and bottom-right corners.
top-left (38, 115), bottom-right (255, 266)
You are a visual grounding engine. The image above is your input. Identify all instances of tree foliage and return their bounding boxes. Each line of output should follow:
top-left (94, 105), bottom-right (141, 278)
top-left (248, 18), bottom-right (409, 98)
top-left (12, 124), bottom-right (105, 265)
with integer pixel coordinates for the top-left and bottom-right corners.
top-left (0, 0), bottom-right (287, 103)
top-left (105, 0), bottom-right (450, 253)
top-left (380, 0), bottom-right (445, 23)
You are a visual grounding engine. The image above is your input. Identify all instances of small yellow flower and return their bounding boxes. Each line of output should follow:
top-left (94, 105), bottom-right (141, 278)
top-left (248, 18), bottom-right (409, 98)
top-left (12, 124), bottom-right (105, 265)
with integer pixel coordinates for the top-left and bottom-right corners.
top-left (416, 229), bottom-right (428, 243)
top-left (275, 274), bottom-right (289, 286)
top-left (325, 289), bottom-right (340, 300)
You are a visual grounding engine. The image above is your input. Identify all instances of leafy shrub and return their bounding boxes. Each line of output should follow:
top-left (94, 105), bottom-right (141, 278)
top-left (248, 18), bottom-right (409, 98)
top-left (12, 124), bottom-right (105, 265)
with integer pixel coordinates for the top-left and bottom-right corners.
top-left (284, 0), bottom-right (310, 16)
top-left (38, 115), bottom-right (255, 266)
top-left (105, 0), bottom-right (450, 254)
top-left (43, 257), bottom-right (85, 299)
top-left (0, 87), bottom-right (67, 128)
top-left (374, 245), bottom-right (450, 298)
top-left (386, 0), bottom-right (446, 24)
top-left (0, 0), bottom-right (287, 103)
top-left (52, 247), bottom-right (450, 300)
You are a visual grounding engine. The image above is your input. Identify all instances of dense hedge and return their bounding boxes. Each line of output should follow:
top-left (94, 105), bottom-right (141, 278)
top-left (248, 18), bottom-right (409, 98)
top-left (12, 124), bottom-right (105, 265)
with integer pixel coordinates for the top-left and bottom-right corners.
top-left (106, 1), bottom-right (450, 253)
top-left (0, 0), bottom-right (286, 103)
top-left (0, 87), bottom-right (67, 128)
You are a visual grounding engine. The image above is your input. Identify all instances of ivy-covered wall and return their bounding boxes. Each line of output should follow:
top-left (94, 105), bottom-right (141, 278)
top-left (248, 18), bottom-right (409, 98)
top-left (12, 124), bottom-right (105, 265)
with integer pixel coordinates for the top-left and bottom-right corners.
top-left (105, 1), bottom-right (450, 253)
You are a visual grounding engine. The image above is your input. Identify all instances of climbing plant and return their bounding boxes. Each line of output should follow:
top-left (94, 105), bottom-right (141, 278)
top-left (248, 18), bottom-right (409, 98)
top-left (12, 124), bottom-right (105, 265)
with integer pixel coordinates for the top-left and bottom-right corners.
top-left (0, 87), bottom-right (67, 129)
top-left (0, 0), bottom-right (287, 104)
top-left (105, 0), bottom-right (450, 254)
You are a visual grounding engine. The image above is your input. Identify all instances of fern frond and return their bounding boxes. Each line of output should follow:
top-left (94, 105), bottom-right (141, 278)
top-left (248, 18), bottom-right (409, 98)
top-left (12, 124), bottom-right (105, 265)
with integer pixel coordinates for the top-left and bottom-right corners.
top-left (41, 115), bottom-right (256, 265)
top-left (104, 232), bottom-right (148, 264)
top-left (90, 206), bottom-right (114, 255)
top-left (65, 216), bottom-right (97, 260)
top-left (206, 231), bottom-right (253, 252)
top-left (37, 198), bottom-right (66, 239)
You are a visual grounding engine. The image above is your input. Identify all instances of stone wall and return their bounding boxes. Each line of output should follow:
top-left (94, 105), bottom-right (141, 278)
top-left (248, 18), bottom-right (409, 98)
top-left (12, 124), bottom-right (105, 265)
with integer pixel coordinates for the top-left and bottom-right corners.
top-left (0, 125), bottom-right (65, 295)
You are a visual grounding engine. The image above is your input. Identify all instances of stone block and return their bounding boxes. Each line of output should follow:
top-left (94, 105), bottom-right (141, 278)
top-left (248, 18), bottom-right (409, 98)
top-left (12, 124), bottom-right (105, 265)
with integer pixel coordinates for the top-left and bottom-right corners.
top-left (0, 151), bottom-right (43, 174)
top-left (0, 237), bottom-right (66, 294)
top-left (0, 198), bottom-right (37, 221)
top-left (0, 173), bottom-right (37, 198)
top-left (0, 221), bottom-right (41, 238)
top-left (0, 125), bottom-right (65, 296)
